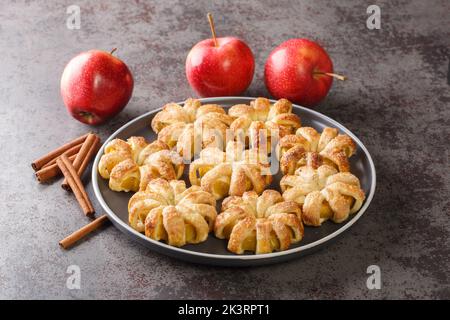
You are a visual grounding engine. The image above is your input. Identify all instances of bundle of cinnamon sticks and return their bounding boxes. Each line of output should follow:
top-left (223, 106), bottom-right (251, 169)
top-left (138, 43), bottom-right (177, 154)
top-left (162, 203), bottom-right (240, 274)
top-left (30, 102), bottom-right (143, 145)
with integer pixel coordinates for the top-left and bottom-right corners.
top-left (31, 132), bottom-right (109, 249)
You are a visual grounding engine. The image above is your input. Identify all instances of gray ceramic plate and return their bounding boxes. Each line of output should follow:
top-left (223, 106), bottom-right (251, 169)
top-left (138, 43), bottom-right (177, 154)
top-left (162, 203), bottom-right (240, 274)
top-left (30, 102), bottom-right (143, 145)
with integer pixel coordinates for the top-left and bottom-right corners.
top-left (92, 97), bottom-right (376, 266)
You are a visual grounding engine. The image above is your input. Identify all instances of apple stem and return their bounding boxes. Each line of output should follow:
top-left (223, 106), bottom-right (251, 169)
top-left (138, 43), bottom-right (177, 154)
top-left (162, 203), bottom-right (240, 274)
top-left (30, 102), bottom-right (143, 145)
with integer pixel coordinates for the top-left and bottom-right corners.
top-left (314, 71), bottom-right (347, 81)
top-left (207, 13), bottom-right (218, 47)
top-left (110, 48), bottom-right (117, 55)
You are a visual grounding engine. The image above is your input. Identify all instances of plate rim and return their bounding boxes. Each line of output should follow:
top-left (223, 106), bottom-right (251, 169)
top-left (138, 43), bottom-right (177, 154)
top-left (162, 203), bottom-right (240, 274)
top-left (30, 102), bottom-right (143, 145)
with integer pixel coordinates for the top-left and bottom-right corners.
top-left (92, 96), bottom-right (377, 262)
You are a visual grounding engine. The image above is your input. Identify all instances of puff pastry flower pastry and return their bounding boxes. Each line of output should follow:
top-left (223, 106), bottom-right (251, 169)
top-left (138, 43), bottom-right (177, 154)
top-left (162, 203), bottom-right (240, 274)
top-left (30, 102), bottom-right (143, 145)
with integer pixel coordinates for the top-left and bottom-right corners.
top-left (189, 141), bottom-right (273, 200)
top-left (280, 153), bottom-right (365, 226)
top-left (151, 98), bottom-right (233, 160)
top-left (214, 190), bottom-right (304, 254)
top-left (128, 178), bottom-right (217, 247)
top-left (228, 97), bottom-right (301, 152)
top-left (277, 126), bottom-right (356, 175)
top-left (98, 137), bottom-right (184, 192)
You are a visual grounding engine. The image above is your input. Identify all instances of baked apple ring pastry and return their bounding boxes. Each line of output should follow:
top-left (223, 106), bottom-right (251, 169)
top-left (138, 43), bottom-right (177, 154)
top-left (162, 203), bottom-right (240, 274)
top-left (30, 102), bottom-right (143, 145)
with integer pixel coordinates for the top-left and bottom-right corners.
top-left (228, 97), bottom-right (301, 152)
top-left (214, 190), bottom-right (304, 254)
top-left (280, 153), bottom-right (365, 226)
top-left (98, 137), bottom-right (184, 192)
top-left (151, 98), bottom-right (233, 160)
top-left (128, 178), bottom-right (217, 247)
top-left (277, 126), bottom-right (356, 175)
top-left (189, 141), bottom-right (272, 200)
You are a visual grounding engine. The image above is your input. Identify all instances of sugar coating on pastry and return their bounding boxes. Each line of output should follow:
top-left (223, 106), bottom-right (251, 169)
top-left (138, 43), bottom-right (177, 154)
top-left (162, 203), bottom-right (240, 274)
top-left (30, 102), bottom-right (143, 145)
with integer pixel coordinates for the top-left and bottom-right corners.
top-left (277, 126), bottom-right (357, 175)
top-left (280, 153), bottom-right (365, 226)
top-left (98, 137), bottom-right (184, 192)
top-left (228, 98), bottom-right (301, 153)
top-left (214, 190), bottom-right (304, 254)
top-left (128, 178), bottom-right (217, 247)
top-left (189, 141), bottom-right (273, 200)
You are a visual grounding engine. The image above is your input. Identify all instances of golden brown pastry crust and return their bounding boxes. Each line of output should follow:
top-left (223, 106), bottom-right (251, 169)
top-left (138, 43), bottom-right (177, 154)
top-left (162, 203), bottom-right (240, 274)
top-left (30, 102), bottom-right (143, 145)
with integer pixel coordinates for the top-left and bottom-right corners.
top-left (228, 98), bottom-right (301, 153)
top-left (277, 127), bottom-right (356, 174)
top-left (103, 97), bottom-right (368, 253)
top-left (128, 178), bottom-right (217, 247)
top-left (98, 137), bottom-right (184, 192)
top-left (151, 98), bottom-right (233, 160)
top-left (280, 155), bottom-right (365, 226)
top-left (189, 141), bottom-right (272, 200)
top-left (214, 190), bottom-right (304, 254)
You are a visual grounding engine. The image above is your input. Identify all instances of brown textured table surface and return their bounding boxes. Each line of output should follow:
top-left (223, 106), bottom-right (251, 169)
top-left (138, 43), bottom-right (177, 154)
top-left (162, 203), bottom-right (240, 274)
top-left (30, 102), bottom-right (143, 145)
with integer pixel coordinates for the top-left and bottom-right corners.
top-left (1, 0), bottom-right (449, 299)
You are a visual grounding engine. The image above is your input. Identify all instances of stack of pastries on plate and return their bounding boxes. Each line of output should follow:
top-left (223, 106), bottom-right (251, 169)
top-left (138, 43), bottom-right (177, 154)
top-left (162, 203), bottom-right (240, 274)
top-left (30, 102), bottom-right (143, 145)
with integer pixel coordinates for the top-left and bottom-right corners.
top-left (98, 98), bottom-right (366, 254)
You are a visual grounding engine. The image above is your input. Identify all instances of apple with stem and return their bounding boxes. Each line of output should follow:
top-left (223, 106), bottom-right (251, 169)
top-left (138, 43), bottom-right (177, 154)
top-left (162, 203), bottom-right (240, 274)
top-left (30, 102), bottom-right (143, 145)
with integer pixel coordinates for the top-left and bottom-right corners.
top-left (61, 48), bottom-right (134, 125)
top-left (186, 13), bottom-right (255, 97)
top-left (264, 38), bottom-right (346, 107)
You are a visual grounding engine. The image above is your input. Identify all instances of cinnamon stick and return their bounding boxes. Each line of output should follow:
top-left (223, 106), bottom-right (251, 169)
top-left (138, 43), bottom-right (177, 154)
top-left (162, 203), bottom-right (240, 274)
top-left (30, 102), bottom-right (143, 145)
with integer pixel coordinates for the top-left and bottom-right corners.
top-left (76, 136), bottom-right (100, 175)
top-left (41, 143), bottom-right (82, 169)
top-left (35, 153), bottom-right (77, 183)
top-left (57, 154), bottom-right (95, 216)
top-left (59, 214), bottom-right (109, 249)
top-left (31, 133), bottom-right (90, 171)
top-left (62, 134), bottom-right (100, 191)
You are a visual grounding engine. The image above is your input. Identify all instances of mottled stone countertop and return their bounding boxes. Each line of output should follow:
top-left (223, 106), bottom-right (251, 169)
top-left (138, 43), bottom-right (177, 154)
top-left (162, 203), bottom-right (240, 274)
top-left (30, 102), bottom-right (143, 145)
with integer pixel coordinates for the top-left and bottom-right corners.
top-left (0, 0), bottom-right (448, 299)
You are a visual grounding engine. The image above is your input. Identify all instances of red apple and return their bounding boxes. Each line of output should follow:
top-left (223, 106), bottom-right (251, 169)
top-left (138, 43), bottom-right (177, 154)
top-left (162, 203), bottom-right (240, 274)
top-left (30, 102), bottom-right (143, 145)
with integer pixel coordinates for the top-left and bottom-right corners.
top-left (186, 36), bottom-right (255, 97)
top-left (265, 39), bottom-right (342, 107)
top-left (61, 49), bottom-right (134, 125)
